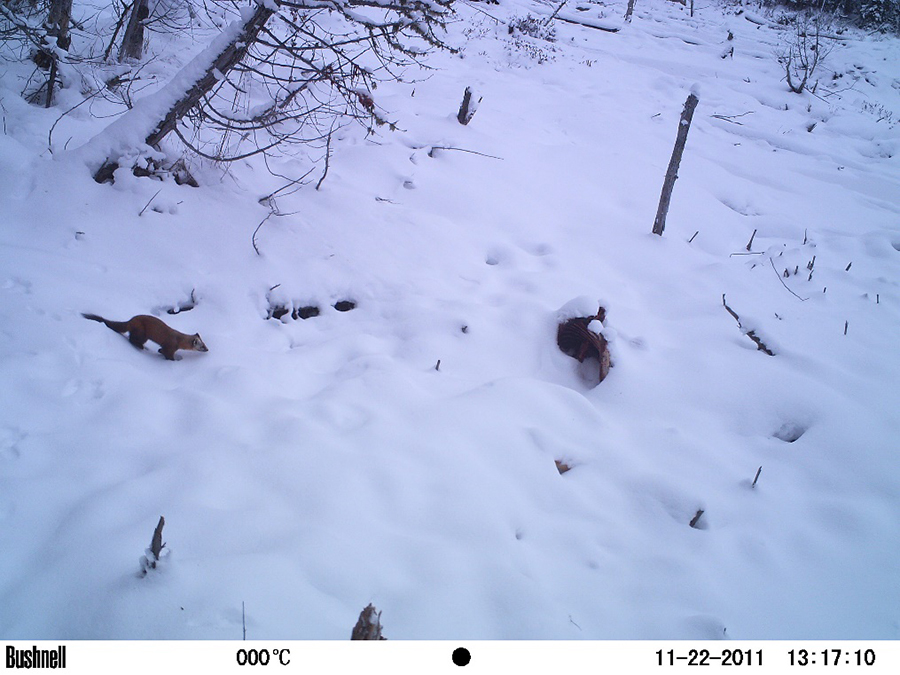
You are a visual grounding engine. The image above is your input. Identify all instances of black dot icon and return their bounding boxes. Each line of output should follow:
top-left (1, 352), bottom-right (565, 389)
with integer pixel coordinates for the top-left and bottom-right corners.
top-left (452, 647), bottom-right (471, 667)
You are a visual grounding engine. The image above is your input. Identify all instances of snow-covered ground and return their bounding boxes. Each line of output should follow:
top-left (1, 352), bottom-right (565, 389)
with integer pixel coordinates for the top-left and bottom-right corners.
top-left (1, 0), bottom-right (899, 639)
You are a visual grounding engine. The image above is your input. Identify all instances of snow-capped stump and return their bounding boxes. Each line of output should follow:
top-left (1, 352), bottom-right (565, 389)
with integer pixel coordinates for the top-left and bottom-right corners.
top-left (351, 604), bottom-right (387, 640)
top-left (557, 306), bottom-right (611, 383)
top-left (457, 86), bottom-right (481, 126)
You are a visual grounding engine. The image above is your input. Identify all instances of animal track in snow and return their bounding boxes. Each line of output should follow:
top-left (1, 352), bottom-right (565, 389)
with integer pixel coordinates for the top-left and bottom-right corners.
top-left (265, 293), bottom-right (357, 322)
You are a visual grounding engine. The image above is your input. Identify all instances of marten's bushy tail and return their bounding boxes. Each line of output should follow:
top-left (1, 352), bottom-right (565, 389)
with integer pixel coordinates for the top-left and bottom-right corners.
top-left (82, 313), bottom-right (129, 334)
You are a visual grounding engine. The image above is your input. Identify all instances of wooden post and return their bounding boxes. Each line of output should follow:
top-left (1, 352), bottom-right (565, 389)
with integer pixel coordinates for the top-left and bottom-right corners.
top-left (652, 92), bottom-right (699, 236)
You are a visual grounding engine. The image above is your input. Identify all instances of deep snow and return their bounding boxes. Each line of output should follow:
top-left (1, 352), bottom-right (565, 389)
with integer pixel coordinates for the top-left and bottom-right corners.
top-left (1, 0), bottom-right (899, 639)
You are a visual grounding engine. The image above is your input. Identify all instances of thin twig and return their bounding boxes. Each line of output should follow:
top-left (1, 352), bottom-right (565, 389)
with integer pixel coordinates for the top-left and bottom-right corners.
top-left (316, 127), bottom-right (334, 191)
top-left (769, 258), bottom-right (807, 301)
top-left (252, 211), bottom-right (275, 256)
top-left (138, 189), bottom-right (162, 216)
top-left (710, 111), bottom-right (755, 125)
top-left (544, 1), bottom-right (568, 26)
top-left (722, 294), bottom-right (741, 324)
top-left (48, 90), bottom-right (102, 152)
top-left (428, 146), bottom-right (504, 160)
top-left (461, 0), bottom-right (504, 24)
top-left (751, 466), bottom-right (762, 488)
top-left (258, 166), bottom-right (316, 208)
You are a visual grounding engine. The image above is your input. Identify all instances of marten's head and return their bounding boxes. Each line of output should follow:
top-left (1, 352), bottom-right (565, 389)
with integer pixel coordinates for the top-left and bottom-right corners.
top-left (191, 334), bottom-right (209, 352)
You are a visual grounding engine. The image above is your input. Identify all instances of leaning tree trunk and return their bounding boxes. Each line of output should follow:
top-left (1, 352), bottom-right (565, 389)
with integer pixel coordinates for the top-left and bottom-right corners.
top-left (94, 3), bottom-right (276, 182)
top-left (144, 3), bottom-right (275, 149)
top-left (118, 0), bottom-right (150, 62)
top-left (44, 0), bottom-right (72, 107)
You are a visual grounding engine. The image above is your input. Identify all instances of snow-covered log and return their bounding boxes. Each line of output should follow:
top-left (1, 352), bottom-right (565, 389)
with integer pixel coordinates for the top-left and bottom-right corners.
top-left (80, 0), bottom-right (452, 182)
top-left (86, 4), bottom-right (276, 182)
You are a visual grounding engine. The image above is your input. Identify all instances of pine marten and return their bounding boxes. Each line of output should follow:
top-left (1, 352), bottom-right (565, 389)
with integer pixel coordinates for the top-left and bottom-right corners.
top-left (82, 313), bottom-right (208, 360)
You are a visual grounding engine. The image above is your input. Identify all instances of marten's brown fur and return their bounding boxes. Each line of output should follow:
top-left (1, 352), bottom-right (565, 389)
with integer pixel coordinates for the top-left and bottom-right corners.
top-left (82, 313), bottom-right (208, 360)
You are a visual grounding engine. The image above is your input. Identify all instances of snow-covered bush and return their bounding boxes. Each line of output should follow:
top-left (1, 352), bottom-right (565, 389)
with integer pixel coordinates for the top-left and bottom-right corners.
top-left (506, 14), bottom-right (558, 64)
top-left (508, 14), bottom-right (557, 43)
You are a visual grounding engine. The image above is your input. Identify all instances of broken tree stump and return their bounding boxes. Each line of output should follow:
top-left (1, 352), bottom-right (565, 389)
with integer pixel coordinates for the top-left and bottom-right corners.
top-left (150, 516), bottom-right (165, 561)
top-left (351, 603), bottom-right (387, 640)
top-left (457, 87), bottom-right (481, 125)
top-left (139, 515), bottom-right (166, 577)
top-left (557, 306), bottom-right (611, 382)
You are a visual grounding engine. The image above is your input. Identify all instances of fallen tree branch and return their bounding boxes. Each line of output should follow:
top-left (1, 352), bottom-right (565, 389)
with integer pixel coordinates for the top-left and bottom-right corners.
top-left (710, 111), bottom-right (754, 125)
top-left (428, 146), bottom-right (503, 160)
top-left (722, 294), bottom-right (775, 356)
top-left (551, 13), bottom-right (620, 33)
